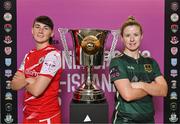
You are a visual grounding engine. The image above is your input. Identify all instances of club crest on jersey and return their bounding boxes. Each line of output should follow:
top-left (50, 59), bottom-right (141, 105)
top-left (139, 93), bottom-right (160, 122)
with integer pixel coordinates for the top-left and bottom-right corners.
top-left (144, 64), bottom-right (152, 73)
top-left (38, 57), bottom-right (44, 64)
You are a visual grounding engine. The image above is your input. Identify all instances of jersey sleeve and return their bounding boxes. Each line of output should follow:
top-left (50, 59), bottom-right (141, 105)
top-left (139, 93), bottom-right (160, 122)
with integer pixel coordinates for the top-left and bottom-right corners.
top-left (152, 58), bottom-right (162, 79)
top-left (109, 57), bottom-right (128, 83)
top-left (18, 53), bottom-right (28, 72)
top-left (39, 51), bottom-right (61, 78)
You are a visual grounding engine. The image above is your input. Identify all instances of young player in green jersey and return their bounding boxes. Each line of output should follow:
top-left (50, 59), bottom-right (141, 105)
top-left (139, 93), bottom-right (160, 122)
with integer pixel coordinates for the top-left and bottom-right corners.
top-left (109, 16), bottom-right (168, 124)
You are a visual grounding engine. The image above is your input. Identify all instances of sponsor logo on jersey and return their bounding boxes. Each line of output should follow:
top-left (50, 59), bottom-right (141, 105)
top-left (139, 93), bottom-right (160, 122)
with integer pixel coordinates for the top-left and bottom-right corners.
top-left (3, 12), bottom-right (12, 22)
top-left (171, 47), bottom-right (178, 55)
top-left (170, 13), bottom-right (179, 22)
top-left (127, 66), bottom-right (134, 70)
top-left (144, 64), bottom-right (152, 73)
top-left (25, 69), bottom-right (39, 77)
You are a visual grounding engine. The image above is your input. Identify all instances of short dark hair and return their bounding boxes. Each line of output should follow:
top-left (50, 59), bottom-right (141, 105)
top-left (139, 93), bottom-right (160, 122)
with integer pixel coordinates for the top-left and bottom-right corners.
top-left (33, 16), bottom-right (54, 30)
top-left (120, 16), bottom-right (143, 37)
top-left (33, 16), bottom-right (54, 44)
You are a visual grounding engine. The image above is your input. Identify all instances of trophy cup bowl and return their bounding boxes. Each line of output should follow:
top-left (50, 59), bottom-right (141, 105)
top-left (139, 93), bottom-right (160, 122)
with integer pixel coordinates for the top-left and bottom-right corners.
top-left (81, 35), bottom-right (101, 55)
top-left (71, 29), bottom-right (109, 103)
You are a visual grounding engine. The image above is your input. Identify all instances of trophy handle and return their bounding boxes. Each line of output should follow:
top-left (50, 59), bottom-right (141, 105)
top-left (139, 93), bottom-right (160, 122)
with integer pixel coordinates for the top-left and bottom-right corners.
top-left (58, 28), bottom-right (72, 67)
top-left (107, 30), bottom-right (120, 64)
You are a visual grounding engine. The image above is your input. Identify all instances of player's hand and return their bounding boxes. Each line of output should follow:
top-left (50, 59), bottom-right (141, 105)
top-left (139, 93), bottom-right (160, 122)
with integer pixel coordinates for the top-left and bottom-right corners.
top-left (11, 71), bottom-right (26, 90)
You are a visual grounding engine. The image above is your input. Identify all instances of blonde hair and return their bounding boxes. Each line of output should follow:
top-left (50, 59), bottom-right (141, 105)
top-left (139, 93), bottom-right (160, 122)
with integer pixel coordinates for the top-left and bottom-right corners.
top-left (120, 16), bottom-right (143, 36)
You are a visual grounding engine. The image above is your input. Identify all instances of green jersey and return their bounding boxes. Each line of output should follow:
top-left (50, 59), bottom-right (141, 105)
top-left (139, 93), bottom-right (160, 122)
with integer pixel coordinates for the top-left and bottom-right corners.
top-left (110, 53), bottom-right (162, 123)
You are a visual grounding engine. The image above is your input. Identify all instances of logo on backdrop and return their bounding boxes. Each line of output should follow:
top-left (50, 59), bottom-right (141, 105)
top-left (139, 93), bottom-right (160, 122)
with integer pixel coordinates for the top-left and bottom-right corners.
top-left (171, 80), bottom-right (177, 89)
top-left (4, 113), bottom-right (14, 124)
top-left (171, 2), bottom-right (179, 11)
top-left (6, 80), bottom-right (11, 89)
top-left (3, 12), bottom-right (12, 22)
top-left (4, 47), bottom-right (12, 55)
top-left (169, 112), bottom-right (178, 123)
top-left (5, 92), bottom-right (13, 100)
top-left (5, 103), bottom-right (12, 112)
top-left (5, 58), bottom-right (12, 67)
top-left (5, 69), bottom-right (12, 78)
top-left (170, 69), bottom-right (178, 78)
top-left (170, 13), bottom-right (179, 22)
top-left (170, 36), bottom-right (179, 44)
top-left (3, 1), bottom-right (12, 10)
top-left (4, 35), bottom-right (13, 44)
top-left (170, 91), bottom-right (177, 100)
top-left (170, 102), bottom-right (177, 111)
top-left (4, 23), bottom-right (12, 33)
top-left (171, 24), bottom-right (178, 33)
top-left (171, 58), bottom-right (177, 66)
top-left (171, 47), bottom-right (178, 55)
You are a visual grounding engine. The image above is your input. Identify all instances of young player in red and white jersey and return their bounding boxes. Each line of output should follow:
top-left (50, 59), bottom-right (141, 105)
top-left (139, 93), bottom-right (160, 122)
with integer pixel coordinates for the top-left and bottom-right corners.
top-left (11, 16), bottom-right (62, 124)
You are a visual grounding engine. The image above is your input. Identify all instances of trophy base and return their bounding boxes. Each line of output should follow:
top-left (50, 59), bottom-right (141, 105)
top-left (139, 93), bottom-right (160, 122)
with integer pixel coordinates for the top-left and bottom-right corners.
top-left (72, 83), bottom-right (106, 103)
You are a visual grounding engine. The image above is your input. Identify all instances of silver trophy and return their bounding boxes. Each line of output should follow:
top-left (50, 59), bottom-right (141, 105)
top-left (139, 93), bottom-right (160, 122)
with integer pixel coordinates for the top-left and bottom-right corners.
top-left (58, 28), bottom-right (119, 103)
